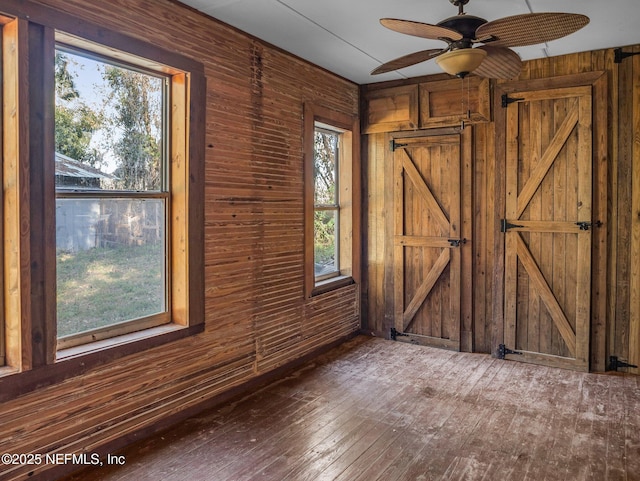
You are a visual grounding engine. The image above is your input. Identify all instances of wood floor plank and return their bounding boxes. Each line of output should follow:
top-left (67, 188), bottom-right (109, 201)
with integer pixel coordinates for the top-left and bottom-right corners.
top-left (623, 374), bottom-right (640, 479)
top-left (62, 336), bottom-right (640, 481)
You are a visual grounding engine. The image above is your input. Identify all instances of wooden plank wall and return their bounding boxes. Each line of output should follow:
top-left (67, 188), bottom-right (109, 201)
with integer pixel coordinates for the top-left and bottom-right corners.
top-left (362, 45), bottom-right (640, 372)
top-left (0, 0), bottom-right (360, 479)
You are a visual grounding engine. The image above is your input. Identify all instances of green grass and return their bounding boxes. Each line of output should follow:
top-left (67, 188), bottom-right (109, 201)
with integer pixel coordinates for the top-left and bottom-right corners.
top-left (56, 243), bottom-right (165, 338)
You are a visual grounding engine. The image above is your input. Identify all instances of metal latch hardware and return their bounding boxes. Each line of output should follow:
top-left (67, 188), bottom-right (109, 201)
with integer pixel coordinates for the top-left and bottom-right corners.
top-left (576, 221), bottom-right (603, 231)
top-left (448, 238), bottom-right (467, 247)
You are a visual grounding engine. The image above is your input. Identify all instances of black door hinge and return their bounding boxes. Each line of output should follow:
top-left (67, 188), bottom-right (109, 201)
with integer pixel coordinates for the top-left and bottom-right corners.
top-left (390, 327), bottom-right (409, 341)
top-left (614, 48), bottom-right (640, 64)
top-left (501, 94), bottom-right (524, 108)
top-left (498, 344), bottom-right (523, 359)
top-left (390, 139), bottom-right (408, 152)
top-left (608, 356), bottom-right (638, 371)
top-left (500, 219), bottom-right (524, 232)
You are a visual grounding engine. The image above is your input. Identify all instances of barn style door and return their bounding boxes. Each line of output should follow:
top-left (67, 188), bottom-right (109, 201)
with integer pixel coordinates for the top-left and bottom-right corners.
top-left (393, 132), bottom-right (470, 350)
top-left (501, 85), bottom-right (593, 371)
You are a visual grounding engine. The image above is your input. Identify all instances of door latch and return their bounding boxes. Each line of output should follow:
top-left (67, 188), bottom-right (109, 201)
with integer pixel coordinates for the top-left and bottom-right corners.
top-left (448, 238), bottom-right (467, 247)
top-left (576, 221), bottom-right (603, 231)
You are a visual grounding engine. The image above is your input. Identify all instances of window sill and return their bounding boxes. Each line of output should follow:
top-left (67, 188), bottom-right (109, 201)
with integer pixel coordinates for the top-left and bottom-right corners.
top-left (57, 323), bottom-right (190, 361)
top-left (310, 275), bottom-right (355, 297)
top-left (0, 322), bottom-right (204, 403)
top-left (0, 365), bottom-right (20, 379)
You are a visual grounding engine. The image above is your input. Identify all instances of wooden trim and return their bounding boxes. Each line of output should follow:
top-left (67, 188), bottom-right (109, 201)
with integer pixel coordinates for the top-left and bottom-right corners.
top-left (56, 312), bottom-right (172, 351)
top-left (303, 103), bottom-right (316, 298)
top-left (498, 71), bottom-right (606, 95)
top-left (502, 349), bottom-right (589, 372)
top-left (3, 17), bottom-right (31, 370)
top-left (187, 70), bottom-right (206, 329)
top-left (460, 126), bottom-right (473, 352)
top-left (630, 48), bottom-right (640, 374)
top-left (393, 332), bottom-right (460, 351)
top-left (171, 71), bottom-right (189, 327)
top-left (589, 68), bottom-right (608, 372)
top-left (0, 323), bottom-right (204, 403)
top-left (0, 23), bottom-right (3, 367)
top-left (606, 49), bottom-right (619, 369)
top-left (303, 102), bottom-right (360, 299)
top-left (350, 113), bottom-right (362, 287)
top-left (29, 22), bottom-right (56, 367)
top-left (0, 0), bottom-right (203, 75)
top-left (311, 276), bottom-right (355, 297)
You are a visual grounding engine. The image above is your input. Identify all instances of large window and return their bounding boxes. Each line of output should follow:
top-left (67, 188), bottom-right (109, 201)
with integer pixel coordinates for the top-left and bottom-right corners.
top-left (54, 46), bottom-right (171, 348)
top-left (304, 103), bottom-right (360, 297)
top-left (0, 0), bottom-right (204, 390)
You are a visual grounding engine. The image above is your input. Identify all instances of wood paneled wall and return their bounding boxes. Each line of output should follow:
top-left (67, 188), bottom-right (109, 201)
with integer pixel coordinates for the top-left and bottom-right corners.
top-left (362, 45), bottom-right (640, 373)
top-left (0, 1), bottom-right (360, 479)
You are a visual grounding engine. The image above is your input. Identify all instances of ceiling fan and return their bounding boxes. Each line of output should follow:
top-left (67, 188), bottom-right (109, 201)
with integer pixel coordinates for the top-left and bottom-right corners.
top-left (372, 0), bottom-right (589, 79)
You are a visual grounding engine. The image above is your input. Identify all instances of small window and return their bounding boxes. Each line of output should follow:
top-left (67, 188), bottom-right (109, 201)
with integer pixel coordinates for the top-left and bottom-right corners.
top-left (304, 103), bottom-right (360, 297)
top-left (313, 126), bottom-right (341, 281)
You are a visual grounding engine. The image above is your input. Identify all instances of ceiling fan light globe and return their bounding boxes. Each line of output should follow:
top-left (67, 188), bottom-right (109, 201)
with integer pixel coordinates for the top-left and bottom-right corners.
top-left (435, 48), bottom-right (487, 77)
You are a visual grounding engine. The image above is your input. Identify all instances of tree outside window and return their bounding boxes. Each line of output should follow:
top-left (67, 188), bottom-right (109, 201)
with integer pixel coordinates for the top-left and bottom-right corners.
top-left (314, 127), bottom-right (340, 280)
top-left (54, 46), bottom-right (169, 346)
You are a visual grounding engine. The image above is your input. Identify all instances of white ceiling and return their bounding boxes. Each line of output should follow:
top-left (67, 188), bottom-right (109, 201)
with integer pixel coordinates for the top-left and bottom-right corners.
top-left (179, 0), bottom-right (640, 84)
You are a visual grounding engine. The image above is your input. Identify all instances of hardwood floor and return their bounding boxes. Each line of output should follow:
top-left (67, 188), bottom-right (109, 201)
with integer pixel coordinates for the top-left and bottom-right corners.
top-left (64, 336), bottom-right (640, 481)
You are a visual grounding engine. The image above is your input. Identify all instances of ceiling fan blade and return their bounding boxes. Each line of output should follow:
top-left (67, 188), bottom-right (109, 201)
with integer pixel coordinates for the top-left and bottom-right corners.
top-left (380, 18), bottom-right (463, 42)
top-left (371, 49), bottom-right (446, 75)
top-left (473, 46), bottom-right (522, 79)
top-left (475, 13), bottom-right (589, 47)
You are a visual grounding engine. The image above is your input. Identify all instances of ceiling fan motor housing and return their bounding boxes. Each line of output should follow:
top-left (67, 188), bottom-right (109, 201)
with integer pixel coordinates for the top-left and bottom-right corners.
top-left (437, 14), bottom-right (487, 45)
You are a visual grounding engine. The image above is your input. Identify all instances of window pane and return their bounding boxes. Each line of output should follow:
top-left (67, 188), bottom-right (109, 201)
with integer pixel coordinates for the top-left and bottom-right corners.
top-left (314, 209), bottom-right (338, 278)
top-left (56, 198), bottom-right (166, 338)
top-left (314, 130), bottom-right (338, 205)
top-left (54, 49), bottom-right (164, 192)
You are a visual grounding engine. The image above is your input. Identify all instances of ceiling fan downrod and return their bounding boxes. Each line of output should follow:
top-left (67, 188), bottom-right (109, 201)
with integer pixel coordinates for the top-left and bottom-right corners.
top-left (449, 0), bottom-right (470, 15)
